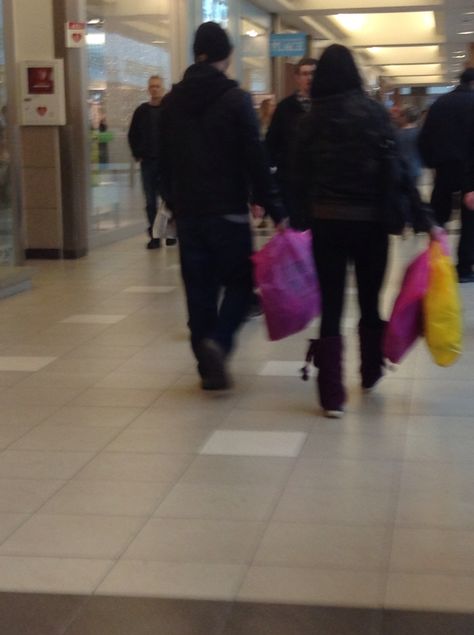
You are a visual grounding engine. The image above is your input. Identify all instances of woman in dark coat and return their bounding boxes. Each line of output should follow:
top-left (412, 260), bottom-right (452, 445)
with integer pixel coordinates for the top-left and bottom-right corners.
top-left (293, 44), bottom-right (433, 418)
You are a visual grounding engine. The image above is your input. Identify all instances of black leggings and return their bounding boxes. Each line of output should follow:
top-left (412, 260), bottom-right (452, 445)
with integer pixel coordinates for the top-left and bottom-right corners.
top-left (310, 219), bottom-right (389, 338)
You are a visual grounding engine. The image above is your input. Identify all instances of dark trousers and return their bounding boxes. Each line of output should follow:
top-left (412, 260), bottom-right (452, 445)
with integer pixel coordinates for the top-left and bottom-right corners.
top-left (140, 158), bottom-right (160, 230)
top-left (310, 219), bottom-right (389, 338)
top-left (431, 162), bottom-right (474, 276)
top-left (176, 215), bottom-right (254, 358)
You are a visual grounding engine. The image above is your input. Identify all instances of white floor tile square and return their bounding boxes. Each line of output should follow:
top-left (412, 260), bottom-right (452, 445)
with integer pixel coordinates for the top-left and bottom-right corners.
top-left (0, 357), bottom-right (57, 372)
top-left (60, 314), bottom-right (127, 324)
top-left (259, 361), bottom-right (311, 377)
top-left (199, 430), bottom-right (307, 458)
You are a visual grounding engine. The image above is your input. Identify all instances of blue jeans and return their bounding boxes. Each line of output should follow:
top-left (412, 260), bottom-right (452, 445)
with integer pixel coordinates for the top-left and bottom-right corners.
top-left (140, 158), bottom-right (160, 230)
top-left (176, 214), bottom-right (253, 358)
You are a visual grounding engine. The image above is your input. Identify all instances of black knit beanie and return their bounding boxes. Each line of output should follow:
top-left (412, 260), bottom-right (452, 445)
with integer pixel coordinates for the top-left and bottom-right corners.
top-left (193, 21), bottom-right (233, 63)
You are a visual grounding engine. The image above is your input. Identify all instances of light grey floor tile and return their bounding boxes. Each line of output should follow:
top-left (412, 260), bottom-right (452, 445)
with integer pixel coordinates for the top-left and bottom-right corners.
top-left (254, 522), bottom-right (390, 570)
top-left (42, 405), bottom-right (143, 428)
top-left (11, 426), bottom-right (120, 453)
top-left (390, 527), bottom-right (474, 574)
top-left (0, 479), bottom-right (65, 513)
top-left (75, 452), bottom-right (193, 483)
top-left (405, 415), bottom-right (474, 438)
top-left (155, 483), bottom-right (281, 521)
top-left (15, 372), bottom-right (104, 390)
top-left (128, 408), bottom-right (223, 430)
top-left (399, 460), bottom-right (474, 493)
top-left (219, 409), bottom-right (315, 432)
top-left (404, 434), bottom-right (474, 463)
top-left (301, 431), bottom-right (406, 461)
top-left (123, 518), bottom-right (265, 564)
top-left (0, 386), bottom-right (83, 407)
top-left (0, 514), bottom-right (145, 559)
top-left (0, 403), bottom-right (58, 427)
top-left (61, 314), bottom-right (127, 324)
top-left (384, 572), bottom-right (474, 613)
top-left (396, 487), bottom-right (474, 529)
top-left (287, 458), bottom-right (400, 491)
top-left (70, 388), bottom-right (162, 408)
top-left (179, 455), bottom-right (295, 487)
top-left (95, 372), bottom-right (179, 391)
top-left (238, 566), bottom-right (385, 607)
top-left (0, 513), bottom-right (29, 543)
top-left (106, 426), bottom-right (213, 454)
top-left (123, 286), bottom-right (176, 293)
top-left (41, 480), bottom-right (169, 516)
top-left (0, 556), bottom-right (113, 594)
top-left (273, 487), bottom-right (396, 526)
top-left (0, 450), bottom-right (95, 480)
top-left (97, 561), bottom-right (247, 600)
top-left (0, 357), bottom-right (57, 372)
top-left (0, 425), bottom-right (37, 450)
top-left (410, 379), bottom-right (474, 416)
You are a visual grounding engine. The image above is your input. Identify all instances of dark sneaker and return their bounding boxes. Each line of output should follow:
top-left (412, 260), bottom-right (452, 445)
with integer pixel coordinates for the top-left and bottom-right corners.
top-left (146, 238), bottom-right (161, 250)
top-left (165, 238), bottom-right (177, 246)
top-left (247, 302), bottom-right (263, 319)
top-left (458, 272), bottom-right (474, 283)
top-left (198, 338), bottom-right (232, 390)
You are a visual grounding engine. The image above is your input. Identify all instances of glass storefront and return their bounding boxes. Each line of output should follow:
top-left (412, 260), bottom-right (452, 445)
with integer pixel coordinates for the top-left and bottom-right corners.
top-left (0, 0), bottom-right (13, 265)
top-left (240, 1), bottom-right (270, 94)
top-left (86, 0), bottom-right (172, 245)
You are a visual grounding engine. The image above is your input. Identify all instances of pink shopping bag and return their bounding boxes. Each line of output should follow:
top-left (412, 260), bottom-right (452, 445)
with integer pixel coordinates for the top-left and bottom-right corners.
top-left (383, 248), bottom-right (430, 364)
top-left (252, 229), bottom-right (321, 341)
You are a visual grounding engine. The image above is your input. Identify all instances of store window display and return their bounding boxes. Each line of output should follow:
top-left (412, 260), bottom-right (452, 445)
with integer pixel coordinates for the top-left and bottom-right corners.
top-left (86, 0), bottom-right (172, 245)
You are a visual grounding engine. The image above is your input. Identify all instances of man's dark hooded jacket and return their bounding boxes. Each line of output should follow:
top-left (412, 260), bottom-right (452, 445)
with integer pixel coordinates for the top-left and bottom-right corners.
top-left (418, 84), bottom-right (474, 170)
top-left (158, 63), bottom-right (283, 221)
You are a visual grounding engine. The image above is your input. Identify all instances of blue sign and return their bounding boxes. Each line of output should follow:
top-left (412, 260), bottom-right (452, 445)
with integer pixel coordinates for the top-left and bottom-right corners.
top-left (270, 33), bottom-right (307, 58)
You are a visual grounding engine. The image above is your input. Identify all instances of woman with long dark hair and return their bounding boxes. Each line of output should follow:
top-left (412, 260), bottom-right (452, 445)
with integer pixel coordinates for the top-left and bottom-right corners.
top-left (293, 44), bottom-right (432, 418)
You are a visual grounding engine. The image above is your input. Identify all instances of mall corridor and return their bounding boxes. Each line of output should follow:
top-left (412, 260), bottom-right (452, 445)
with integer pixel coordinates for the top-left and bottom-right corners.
top-left (0, 232), bottom-right (473, 634)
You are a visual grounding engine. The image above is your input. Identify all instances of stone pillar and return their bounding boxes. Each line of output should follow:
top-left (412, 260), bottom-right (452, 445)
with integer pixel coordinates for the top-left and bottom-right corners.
top-left (52, 0), bottom-right (89, 258)
top-left (7, 0), bottom-right (65, 258)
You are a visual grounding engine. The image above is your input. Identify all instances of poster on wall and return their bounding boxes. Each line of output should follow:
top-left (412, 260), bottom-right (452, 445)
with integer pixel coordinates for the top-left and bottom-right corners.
top-left (19, 60), bottom-right (66, 126)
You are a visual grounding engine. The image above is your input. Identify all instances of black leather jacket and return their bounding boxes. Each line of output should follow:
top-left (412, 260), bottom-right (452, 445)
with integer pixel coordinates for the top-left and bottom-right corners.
top-left (292, 90), bottom-right (393, 222)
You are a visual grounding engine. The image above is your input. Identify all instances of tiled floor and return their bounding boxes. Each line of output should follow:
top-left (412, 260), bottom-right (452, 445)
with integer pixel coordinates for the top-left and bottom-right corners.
top-left (0, 232), bottom-right (473, 633)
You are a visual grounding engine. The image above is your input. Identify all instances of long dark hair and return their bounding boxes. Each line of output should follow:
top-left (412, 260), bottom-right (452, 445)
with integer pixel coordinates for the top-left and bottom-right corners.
top-left (311, 44), bottom-right (362, 98)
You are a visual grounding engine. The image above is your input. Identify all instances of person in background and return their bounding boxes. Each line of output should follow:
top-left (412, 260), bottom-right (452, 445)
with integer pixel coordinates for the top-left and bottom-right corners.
top-left (397, 105), bottom-right (422, 186)
top-left (292, 44), bottom-right (434, 418)
top-left (418, 68), bottom-right (474, 282)
top-left (258, 97), bottom-right (275, 139)
top-left (266, 57), bottom-right (317, 229)
top-left (128, 75), bottom-right (165, 249)
top-left (158, 22), bottom-right (286, 391)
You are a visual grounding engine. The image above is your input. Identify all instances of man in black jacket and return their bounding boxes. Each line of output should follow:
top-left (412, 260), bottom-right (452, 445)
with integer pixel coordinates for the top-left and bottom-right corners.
top-left (419, 69), bottom-right (474, 281)
top-left (266, 57), bottom-right (317, 229)
top-left (128, 75), bottom-right (164, 249)
top-left (159, 21), bottom-right (285, 390)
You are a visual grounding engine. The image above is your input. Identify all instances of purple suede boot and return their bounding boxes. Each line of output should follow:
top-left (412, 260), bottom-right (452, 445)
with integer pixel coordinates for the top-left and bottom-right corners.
top-left (358, 321), bottom-right (387, 391)
top-left (303, 336), bottom-right (346, 418)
